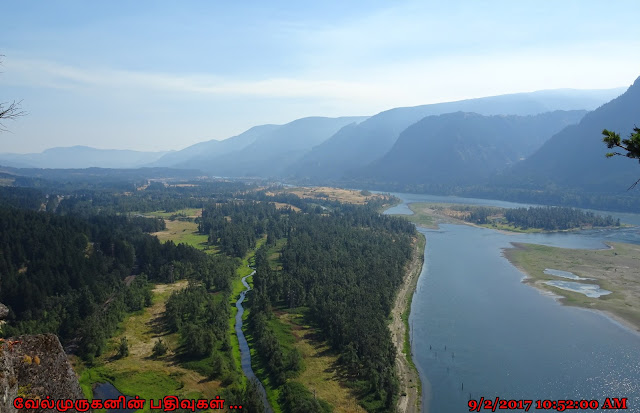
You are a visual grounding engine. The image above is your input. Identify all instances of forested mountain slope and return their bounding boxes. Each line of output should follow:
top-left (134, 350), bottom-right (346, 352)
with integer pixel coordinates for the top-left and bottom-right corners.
top-left (503, 76), bottom-right (640, 193)
top-left (352, 110), bottom-right (586, 186)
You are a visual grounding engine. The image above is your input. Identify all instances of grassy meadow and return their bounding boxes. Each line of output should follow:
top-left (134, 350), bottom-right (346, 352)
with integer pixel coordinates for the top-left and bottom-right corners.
top-left (76, 280), bottom-right (224, 411)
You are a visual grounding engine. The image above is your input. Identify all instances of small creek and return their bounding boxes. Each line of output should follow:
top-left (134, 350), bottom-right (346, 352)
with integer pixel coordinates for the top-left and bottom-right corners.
top-left (236, 270), bottom-right (274, 413)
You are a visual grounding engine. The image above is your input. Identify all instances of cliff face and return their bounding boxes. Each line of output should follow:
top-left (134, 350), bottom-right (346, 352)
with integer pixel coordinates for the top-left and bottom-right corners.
top-left (0, 334), bottom-right (86, 413)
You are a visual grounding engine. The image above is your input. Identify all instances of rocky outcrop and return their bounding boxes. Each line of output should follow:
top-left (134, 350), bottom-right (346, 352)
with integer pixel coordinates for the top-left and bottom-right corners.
top-left (0, 334), bottom-right (86, 413)
top-left (0, 305), bottom-right (9, 321)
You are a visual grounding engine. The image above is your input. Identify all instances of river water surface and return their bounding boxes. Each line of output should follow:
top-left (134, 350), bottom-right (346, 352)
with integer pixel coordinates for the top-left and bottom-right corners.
top-left (384, 193), bottom-right (640, 412)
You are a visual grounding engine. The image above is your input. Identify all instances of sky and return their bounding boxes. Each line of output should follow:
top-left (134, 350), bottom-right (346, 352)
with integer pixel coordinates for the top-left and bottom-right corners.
top-left (2, 0), bottom-right (640, 153)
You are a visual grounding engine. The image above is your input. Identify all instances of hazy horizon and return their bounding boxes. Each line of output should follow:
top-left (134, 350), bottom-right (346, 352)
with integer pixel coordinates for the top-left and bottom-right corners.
top-left (0, 85), bottom-right (629, 155)
top-left (2, 0), bottom-right (640, 153)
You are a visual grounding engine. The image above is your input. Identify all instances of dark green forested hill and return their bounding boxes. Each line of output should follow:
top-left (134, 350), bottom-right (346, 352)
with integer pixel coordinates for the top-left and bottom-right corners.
top-left (0, 204), bottom-right (236, 363)
top-left (194, 191), bottom-right (417, 412)
top-left (352, 110), bottom-right (585, 186)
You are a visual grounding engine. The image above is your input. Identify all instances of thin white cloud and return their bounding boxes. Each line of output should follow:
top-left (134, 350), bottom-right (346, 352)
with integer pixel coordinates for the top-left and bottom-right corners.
top-left (5, 43), bottom-right (639, 115)
top-left (2, 57), bottom-right (392, 101)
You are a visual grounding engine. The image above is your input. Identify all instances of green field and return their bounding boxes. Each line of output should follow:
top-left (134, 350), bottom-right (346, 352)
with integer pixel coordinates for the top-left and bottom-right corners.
top-left (77, 232), bottom-right (275, 411)
top-left (400, 207), bottom-right (436, 227)
top-left (280, 310), bottom-right (367, 413)
top-left (144, 212), bottom-right (219, 254)
top-left (266, 238), bottom-right (287, 270)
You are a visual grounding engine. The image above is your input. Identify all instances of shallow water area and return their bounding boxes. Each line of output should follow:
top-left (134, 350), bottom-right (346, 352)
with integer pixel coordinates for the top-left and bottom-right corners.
top-left (544, 280), bottom-right (612, 297)
top-left (543, 268), bottom-right (591, 280)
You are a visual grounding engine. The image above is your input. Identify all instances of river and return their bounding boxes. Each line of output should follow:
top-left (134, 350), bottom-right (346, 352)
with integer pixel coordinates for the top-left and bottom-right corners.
top-left (235, 270), bottom-right (274, 413)
top-left (384, 192), bottom-right (640, 413)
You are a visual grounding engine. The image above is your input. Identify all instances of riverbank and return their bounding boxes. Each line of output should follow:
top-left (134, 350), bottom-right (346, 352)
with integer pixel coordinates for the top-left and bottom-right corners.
top-left (504, 241), bottom-right (640, 333)
top-left (391, 233), bottom-right (426, 413)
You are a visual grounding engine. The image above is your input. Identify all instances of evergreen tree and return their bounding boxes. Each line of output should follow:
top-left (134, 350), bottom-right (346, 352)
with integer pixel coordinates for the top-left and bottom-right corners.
top-left (603, 127), bottom-right (640, 188)
top-left (118, 337), bottom-right (129, 358)
top-left (152, 338), bottom-right (168, 358)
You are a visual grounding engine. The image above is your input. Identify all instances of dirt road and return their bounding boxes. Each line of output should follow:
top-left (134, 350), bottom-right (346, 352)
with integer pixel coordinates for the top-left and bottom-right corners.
top-left (391, 235), bottom-right (426, 413)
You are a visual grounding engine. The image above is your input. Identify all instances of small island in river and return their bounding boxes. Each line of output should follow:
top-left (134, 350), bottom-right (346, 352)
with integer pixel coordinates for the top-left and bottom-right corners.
top-left (403, 203), bottom-right (621, 233)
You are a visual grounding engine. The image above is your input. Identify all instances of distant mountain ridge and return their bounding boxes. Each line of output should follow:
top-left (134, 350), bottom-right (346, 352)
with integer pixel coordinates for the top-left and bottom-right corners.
top-left (0, 165), bottom-right (204, 186)
top-left (172, 116), bottom-right (368, 178)
top-left (0, 146), bottom-right (170, 169)
top-left (149, 124), bottom-right (280, 169)
top-left (286, 88), bottom-right (625, 180)
top-left (1, 87), bottom-right (625, 180)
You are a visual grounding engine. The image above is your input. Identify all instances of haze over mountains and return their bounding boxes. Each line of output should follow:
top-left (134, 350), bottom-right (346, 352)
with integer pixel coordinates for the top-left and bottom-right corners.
top-left (0, 146), bottom-right (169, 169)
top-left (166, 116), bottom-right (368, 177)
top-left (3, 83), bottom-right (640, 208)
top-left (147, 124), bottom-right (280, 170)
top-left (286, 88), bottom-right (624, 180)
top-left (2, 87), bottom-right (622, 173)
